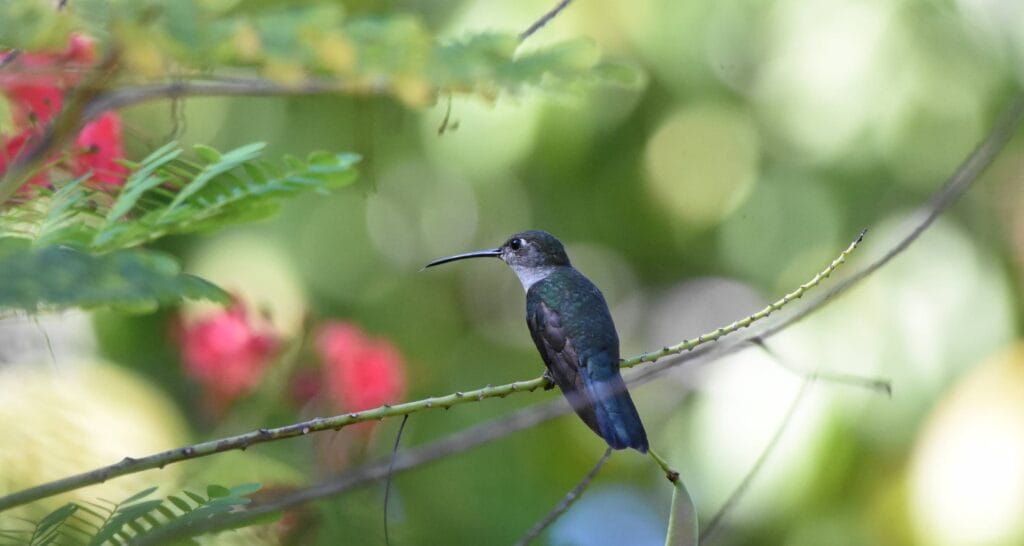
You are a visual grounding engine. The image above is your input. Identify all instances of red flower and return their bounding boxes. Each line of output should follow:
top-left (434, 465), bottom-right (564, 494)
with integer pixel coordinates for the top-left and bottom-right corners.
top-left (180, 300), bottom-right (278, 412)
top-left (6, 85), bottom-right (63, 128)
top-left (1, 34), bottom-right (96, 127)
top-left (0, 34), bottom-right (127, 189)
top-left (316, 322), bottom-right (407, 415)
top-left (73, 111), bottom-right (128, 186)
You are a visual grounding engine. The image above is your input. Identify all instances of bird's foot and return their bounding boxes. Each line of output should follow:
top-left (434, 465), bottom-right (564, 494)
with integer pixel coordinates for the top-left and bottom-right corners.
top-left (541, 370), bottom-right (556, 390)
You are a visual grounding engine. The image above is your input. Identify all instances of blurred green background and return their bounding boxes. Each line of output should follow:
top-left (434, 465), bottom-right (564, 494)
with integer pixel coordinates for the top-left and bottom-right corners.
top-left (3, 0), bottom-right (1024, 544)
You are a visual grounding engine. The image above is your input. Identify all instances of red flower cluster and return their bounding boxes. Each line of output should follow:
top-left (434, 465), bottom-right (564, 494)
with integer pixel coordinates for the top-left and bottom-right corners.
top-left (0, 35), bottom-right (127, 190)
top-left (316, 321), bottom-right (407, 415)
top-left (179, 300), bottom-right (278, 412)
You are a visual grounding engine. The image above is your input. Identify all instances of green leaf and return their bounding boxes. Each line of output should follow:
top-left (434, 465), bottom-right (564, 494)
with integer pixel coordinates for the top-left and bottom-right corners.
top-left (0, 483), bottom-right (267, 546)
top-left (89, 501), bottom-right (165, 546)
top-left (162, 142), bottom-right (266, 217)
top-left (30, 503), bottom-right (77, 545)
top-left (0, 241), bottom-right (229, 312)
top-left (120, 486), bottom-right (159, 506)
top-left (166, 496), bottom-right (192, 514)
top-left (103, 142), bottom-right (183, 224)
top-left (227, 483), bottom-right (261, 497)
top-left (665, 480), bottom-right (699, 546)
top-left (192, 144), bottom-right (223, 163)
top-left (34, 176), bottom-right (89, 246)
top-left (205, 485), bottom-right (230, 499)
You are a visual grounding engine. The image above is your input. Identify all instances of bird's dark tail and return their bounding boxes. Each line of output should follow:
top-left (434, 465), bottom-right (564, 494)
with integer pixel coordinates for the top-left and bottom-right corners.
top-left (582, 373), bottom-right (649, 453)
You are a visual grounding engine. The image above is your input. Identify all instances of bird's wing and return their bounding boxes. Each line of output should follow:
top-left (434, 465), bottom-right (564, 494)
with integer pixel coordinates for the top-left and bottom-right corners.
top-left (526, 299), bottom-right (603, 437)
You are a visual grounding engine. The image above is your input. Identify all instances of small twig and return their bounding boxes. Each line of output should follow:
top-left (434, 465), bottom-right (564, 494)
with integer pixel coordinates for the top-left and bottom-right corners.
top-left (514, 447), bottom-right (612, 546)
top-left (649, 449), bottom-right (680, 483)
top-left (520, 0), bottom-right (574, 41)
top-left (0, 50), bottom-right (21, 68)
top-left (437, 93), bottom-right (455, 135)
top-left (700, 376), bottom-right (814, 543)
top-left (31, 315), bottom-right (58, 368)
top-left (80, 78), bottom-right (372, 123)
top-left (384, 415), bottom-right (409, 546)
top-left (749, 337), bottom-right (891, 397)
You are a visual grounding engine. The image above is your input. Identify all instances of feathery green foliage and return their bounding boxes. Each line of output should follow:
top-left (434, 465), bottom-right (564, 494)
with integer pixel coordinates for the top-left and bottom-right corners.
top-left (88, 143), bottom-right (359, 251)
top-left (0, 143), bottom-right (359, 251)
top-left (0, 143), bottom-right (359, 312)
top-left (0, 483), bottom-right (266, 546)
top-left (0, 238), bottom-right (228, 312)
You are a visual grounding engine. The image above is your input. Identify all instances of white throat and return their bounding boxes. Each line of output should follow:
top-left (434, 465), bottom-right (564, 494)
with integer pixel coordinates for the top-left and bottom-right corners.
top-left (510, 264), bottom-right (557, 291)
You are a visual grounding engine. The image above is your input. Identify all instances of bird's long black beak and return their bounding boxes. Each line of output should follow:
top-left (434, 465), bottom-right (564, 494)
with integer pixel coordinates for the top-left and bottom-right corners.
top-left (424, 248), bottom-right (501, 268)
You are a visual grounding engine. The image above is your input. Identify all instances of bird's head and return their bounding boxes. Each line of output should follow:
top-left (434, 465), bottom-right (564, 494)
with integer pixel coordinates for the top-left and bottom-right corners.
top-left (425, 229), bottom-right (571, 272)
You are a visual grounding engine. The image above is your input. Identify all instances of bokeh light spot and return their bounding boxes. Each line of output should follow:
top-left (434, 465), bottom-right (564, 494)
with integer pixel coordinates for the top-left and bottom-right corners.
top-left (644, 103), bottom-right (760, 227)
top-left (909, 345), bottom-right (1024, 546)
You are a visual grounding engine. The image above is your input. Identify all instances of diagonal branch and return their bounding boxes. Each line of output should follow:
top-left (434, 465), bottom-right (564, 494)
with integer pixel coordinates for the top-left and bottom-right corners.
top-left (124, 90), bottom-right (1024, 545)
top-left (79, 78), bottom-right (374, 122)
top-left (514, 447), bottom-right (613, 546)
top-left (700, 376), bottom-right (814, 543)
top-left (520, 0), bottom-right (574, 41)
top-left (0, 233), bottom-right (865, 513)
top-left (0, 75), bottom-right (383, 206)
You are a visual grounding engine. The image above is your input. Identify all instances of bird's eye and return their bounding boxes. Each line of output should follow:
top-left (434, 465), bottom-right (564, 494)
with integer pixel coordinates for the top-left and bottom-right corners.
top-left (509, 238), bottom-right (524, 251)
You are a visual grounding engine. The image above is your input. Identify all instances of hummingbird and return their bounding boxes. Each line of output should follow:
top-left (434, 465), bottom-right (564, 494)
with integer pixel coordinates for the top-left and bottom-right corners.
top-left (426, 230), bottom-right (649, 453)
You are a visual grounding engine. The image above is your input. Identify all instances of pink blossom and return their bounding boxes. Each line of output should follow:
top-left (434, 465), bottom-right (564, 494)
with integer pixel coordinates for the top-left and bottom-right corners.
top-left (0, 34), bottom-right (127, 189)
top-left (1, 34), bottom-right (96, 127)
top-left (316, 322), bottom-right (407, 415)
top-left (180, 301), bottom-right (278, 411)
top-left (72, 111), bottom-right (128, 186)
